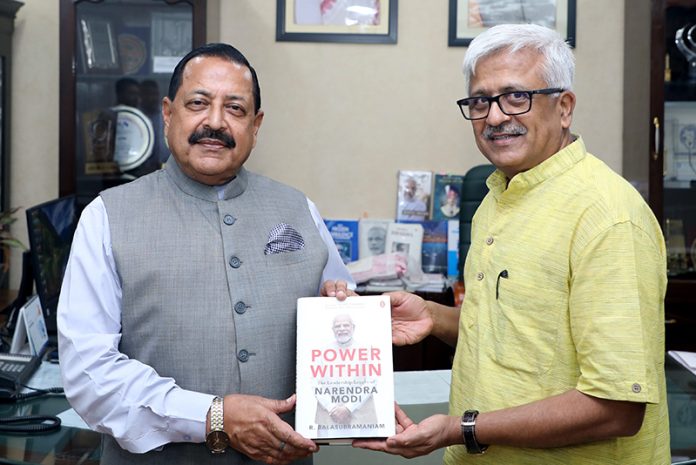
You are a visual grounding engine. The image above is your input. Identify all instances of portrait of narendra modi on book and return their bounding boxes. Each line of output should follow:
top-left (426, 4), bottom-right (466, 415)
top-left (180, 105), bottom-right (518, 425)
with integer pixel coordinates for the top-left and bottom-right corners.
top-left (295, 296), bottom-right (396, 443)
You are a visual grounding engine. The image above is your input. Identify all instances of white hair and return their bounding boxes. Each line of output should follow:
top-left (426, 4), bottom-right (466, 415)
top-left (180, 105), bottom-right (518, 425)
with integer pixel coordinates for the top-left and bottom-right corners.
top-left (462, 23), bottom-right (575, 92)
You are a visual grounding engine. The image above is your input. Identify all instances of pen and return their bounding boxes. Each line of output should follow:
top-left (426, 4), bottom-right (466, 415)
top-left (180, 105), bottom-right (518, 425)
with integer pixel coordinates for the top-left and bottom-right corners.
top-left (496, 270), bottom-right (508, 300)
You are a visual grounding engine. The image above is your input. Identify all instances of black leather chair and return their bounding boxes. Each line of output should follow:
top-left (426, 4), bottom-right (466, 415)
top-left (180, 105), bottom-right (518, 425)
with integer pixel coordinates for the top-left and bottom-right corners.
top-left (458, 164), bottom-right (496, 280)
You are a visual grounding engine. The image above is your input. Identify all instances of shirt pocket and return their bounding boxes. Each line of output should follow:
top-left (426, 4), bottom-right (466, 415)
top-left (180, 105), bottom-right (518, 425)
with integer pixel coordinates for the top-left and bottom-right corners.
top-left (489, 278), bottom-right (566, 376)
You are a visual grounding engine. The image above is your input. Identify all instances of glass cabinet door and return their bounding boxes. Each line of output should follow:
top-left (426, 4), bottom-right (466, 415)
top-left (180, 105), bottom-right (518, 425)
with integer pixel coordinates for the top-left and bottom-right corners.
top-left (60, 0), bottom-right (206, 209)
top-left (663, 3), bottom-right (696, 279)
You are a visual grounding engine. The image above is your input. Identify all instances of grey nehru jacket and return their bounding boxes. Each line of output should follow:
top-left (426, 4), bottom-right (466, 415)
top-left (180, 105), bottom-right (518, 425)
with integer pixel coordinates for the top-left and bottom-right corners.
top-left (99, 160), bottom-right (327, 464)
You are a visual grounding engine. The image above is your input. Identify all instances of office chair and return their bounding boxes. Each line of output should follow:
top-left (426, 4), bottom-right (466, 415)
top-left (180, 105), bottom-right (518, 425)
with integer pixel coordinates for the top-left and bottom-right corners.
top-left (458, 164), bottom-right (496, 280)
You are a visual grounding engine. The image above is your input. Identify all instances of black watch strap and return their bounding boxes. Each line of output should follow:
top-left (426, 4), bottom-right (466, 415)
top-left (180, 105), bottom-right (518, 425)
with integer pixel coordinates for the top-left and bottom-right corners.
top-left (461, 409), bottom-right (488, 454)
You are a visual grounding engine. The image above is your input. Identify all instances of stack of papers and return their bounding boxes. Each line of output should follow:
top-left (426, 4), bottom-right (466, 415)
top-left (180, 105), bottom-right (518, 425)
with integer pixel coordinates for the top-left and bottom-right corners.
top-left (668, 350), bottom-right (696, 376)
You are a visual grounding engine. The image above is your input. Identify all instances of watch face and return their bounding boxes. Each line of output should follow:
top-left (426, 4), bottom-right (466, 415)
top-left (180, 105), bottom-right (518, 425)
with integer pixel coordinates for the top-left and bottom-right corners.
top-left (206, 430), bottom-right (230, 454)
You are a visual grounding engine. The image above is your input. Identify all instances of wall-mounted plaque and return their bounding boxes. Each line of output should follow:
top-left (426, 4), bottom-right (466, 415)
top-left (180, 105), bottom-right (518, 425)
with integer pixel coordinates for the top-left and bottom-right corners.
top-left (82, 108), bottom-right (119, 175)
top-left (112, 105), bottom-right (154, 172)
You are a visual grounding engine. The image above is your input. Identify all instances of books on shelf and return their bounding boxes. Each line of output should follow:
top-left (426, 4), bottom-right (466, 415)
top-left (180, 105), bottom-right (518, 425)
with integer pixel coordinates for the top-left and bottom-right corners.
top-left (396, 170), bottom-right (432, 221)
top-left (324, 220), bottom-right (359, 264)
top-left (431, 174), bottom-right (464, 221)
top-left (358, 218), bottom-right (392, 259)
top-left (295, 296), bottom-right (396, 443)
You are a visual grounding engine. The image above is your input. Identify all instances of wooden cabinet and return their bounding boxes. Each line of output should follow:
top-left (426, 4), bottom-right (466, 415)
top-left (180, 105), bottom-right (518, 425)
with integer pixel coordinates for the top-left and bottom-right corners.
top-left (0, 0), bottom-right (22, 212)
top-left (627, 0), bottom-right (696, 351)
top-left (59, 0), bottom-right (206, 209)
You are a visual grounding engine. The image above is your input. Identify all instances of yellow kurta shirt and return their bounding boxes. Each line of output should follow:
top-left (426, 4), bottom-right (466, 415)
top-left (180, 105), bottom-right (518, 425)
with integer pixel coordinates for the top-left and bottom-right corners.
top-left (445, 137), bottom-right (670, 465)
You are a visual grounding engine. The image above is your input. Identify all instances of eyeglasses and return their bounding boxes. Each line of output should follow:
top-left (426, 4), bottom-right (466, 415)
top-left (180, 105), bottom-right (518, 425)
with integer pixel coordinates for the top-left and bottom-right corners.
top-left (456, 88), bottom-right (564, 121)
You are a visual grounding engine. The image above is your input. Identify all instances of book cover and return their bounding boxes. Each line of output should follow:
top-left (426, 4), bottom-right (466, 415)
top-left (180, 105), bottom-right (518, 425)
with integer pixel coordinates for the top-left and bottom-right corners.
top-left (358, 219), bottom-right (393, 259)
top-left (431, 174), bottom-right (464, 221)
top-left (295, 296), bottom-right (396, 443)
top-left (396, 170), bottom-right (432, 221)
top-left (447, 220), bottom-right (460, 280)
top-left (324, 220), bottom-right (359, 264)
top-left (386, 222), bottom-right (424, 280)
top-left (399, 220), bottom-right (448, 275)
top-left (419, 221), bottom-right (448, 275)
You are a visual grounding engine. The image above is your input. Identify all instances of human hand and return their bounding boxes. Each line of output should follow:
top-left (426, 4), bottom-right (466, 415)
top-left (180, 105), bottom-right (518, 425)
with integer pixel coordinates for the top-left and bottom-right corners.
top-left (320, 280), bottom-right (358, 301)
top-left (329, 405), bottom-right (352, 424)
top-left (353, 405), bottom-right (460, 458)
top-left (223, 393), bottom-right (317, 464)
top-left (388, 291), bottom-right (434, 346)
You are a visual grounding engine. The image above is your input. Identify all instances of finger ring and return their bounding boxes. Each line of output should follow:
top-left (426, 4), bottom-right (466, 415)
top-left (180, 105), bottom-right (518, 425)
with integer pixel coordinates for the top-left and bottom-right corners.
top-left (279, 440), bottom-right (286, 451)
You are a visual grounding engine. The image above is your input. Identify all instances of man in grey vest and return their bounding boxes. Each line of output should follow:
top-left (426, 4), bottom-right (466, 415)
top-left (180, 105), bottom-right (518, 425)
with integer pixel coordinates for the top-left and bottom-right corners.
top-left (57, 43), bottom-right (355, 465)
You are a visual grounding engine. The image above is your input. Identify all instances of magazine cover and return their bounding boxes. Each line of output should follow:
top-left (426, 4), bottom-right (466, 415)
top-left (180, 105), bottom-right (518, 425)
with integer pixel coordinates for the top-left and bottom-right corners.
top-left (324, 220), bottom-right (359, 264)
top-left (358, 219), bottom-right (393, 259)
top-left (431, 174), bottom-right (464, 221)
top-left (396, 170), bottom-right (432, 221)
top-left (295, 296), bottom-right (395, 443)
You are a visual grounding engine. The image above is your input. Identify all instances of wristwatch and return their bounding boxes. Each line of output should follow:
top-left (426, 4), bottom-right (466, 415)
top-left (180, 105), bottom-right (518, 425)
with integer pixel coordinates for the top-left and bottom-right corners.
top-left (461, 409), bottom-right (488, 454)
top-left (206, 396), bottom-right (230, 454)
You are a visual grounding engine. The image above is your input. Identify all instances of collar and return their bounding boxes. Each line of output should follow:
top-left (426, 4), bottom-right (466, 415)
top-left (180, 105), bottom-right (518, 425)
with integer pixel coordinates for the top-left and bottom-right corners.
top-left (164, 158), bottom-right (249, 201)
top-left (487, 135), bottom-right (586, 197)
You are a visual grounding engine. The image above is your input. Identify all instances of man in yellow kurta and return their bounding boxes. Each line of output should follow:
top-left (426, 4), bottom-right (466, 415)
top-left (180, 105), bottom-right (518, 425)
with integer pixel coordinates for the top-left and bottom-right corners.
top-left (354, 23), bottom-right (670, 464)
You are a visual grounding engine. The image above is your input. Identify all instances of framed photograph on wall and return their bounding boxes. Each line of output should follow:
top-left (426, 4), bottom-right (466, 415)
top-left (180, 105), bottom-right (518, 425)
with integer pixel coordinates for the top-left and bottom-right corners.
top-left (448, 0), bottom-right (576, 47)
top-left (276, 0), bottom-right (398, 44)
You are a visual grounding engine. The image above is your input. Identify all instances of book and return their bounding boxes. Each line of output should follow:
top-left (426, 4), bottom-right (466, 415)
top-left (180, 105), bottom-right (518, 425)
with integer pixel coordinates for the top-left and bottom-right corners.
top-left (324, 220), bottom-right (359, 264)
top-left (402, 220), bottom-right (448, 275)
top-left (396, 170), bottom-right (432, 221)
top-left (431, 174), bottom-right (464, 221)
top-left (385, 222), bottom-right (424, 280)
top-left (295, 296), bottom-right (396, 443)
top-left (447, 220), bottom-right (460, 280)
top-left (358, 219), bottom-right (393, 259)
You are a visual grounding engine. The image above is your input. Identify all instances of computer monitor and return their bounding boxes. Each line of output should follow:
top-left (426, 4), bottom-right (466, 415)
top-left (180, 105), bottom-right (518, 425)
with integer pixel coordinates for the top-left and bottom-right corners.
top-left (25, 195), bottom-right (78, 333)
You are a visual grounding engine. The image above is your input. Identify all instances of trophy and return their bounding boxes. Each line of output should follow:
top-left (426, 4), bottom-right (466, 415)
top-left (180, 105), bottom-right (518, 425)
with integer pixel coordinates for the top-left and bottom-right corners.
top-left (676, 24), bottom-right (696, 81)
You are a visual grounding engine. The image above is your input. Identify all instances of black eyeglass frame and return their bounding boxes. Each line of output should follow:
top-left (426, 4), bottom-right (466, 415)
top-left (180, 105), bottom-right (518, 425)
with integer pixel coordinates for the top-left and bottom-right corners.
top-left (456, 88), bottom-right (565, 121)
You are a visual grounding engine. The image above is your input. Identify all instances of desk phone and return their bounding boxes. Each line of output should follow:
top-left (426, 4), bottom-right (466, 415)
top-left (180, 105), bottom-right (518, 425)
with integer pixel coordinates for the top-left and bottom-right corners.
top-left (0, 352), bottom-right (41, 399)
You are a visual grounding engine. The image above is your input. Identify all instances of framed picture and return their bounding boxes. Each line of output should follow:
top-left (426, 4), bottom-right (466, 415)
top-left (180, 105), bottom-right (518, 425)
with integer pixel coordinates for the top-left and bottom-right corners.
top-left (448, 0), bottom-right (576, 47)
top-left (276, 0), bottom-right (398, 44)
top-left (78, 16), bottom-right (120, 72)
top-left (151, 11), bottom-right (193, 73)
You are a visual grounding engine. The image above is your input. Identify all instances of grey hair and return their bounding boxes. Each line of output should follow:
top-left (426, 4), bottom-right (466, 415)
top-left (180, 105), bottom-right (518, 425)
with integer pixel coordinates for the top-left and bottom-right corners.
top-left (462, 23), bottom-right (575, 92)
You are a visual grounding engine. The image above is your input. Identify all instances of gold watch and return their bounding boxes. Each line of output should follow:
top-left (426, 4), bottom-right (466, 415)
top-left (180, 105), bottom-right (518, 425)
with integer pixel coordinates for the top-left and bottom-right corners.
top-left (205, 396), bottom-right (230, 454)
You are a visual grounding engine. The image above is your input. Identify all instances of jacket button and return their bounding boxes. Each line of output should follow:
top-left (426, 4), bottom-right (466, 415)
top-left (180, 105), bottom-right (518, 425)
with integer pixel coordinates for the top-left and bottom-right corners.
top-left (238, 349), bottom-right (249, 362)
top-left (476, 272), bottom-right (484, 281)
top-left (223, 214), bottom-right (236, 225)
top-left (229, 256), bottom-right (242, 268)
top-left (234, 301), bottom-right (248, 314)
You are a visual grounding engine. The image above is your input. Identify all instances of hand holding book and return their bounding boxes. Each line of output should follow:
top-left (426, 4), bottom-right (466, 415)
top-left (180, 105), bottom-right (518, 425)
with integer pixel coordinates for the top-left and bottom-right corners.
top-left (319, 280), bottom-right (358, 299)
top-left (220, 393), bottom-right (317, 462)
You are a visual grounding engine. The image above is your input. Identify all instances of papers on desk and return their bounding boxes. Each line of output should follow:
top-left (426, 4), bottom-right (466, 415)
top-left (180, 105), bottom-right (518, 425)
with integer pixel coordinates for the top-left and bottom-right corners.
top-left (668, 350), bottom-right (696, 376)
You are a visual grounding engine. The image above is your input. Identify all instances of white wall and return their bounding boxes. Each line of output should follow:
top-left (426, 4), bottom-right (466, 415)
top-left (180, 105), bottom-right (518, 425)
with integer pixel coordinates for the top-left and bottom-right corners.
top-left (7, 0), bottom-right (627, 286)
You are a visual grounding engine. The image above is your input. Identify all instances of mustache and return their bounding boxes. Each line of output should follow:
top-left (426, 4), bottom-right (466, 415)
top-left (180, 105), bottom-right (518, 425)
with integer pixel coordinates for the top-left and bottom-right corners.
top-left (483, 123), bottom-right (527, 139)
top-left (188, 127), bottom-right (236, 148)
